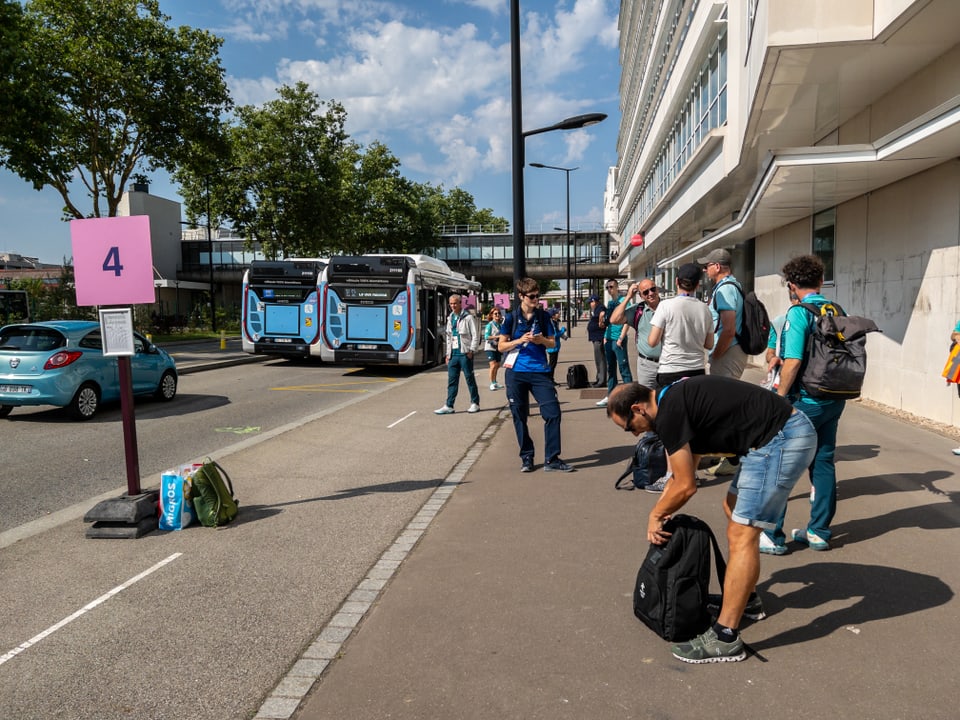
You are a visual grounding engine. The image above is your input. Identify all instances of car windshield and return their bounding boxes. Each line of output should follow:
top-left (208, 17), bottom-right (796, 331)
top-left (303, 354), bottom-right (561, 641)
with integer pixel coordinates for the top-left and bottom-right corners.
top-left (0, 327), bottom-right (67, 352)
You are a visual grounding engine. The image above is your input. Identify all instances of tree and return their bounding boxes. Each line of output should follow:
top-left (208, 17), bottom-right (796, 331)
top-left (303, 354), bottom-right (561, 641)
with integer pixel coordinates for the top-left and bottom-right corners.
top-left (340, 142), bottom-right (442, 254)
top-left (176, 83), bottom-right (354, 259)
top-left (0, 0), bottom-right (231, 219)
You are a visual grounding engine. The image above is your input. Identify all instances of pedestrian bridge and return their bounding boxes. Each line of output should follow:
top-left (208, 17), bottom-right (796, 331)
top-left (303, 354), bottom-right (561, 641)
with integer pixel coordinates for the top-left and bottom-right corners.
top-left (434, 226), bottom-right (620, 284)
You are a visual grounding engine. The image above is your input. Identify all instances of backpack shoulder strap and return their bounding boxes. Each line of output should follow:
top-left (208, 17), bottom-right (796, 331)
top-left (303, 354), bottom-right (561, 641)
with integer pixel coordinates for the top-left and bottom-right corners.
top-left (703, 521), bottom-right (727, 587)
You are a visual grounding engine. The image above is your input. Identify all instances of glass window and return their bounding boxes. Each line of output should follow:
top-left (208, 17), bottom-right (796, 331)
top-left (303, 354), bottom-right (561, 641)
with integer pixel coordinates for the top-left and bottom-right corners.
top-left (813, 208), bottom-right (836, 283)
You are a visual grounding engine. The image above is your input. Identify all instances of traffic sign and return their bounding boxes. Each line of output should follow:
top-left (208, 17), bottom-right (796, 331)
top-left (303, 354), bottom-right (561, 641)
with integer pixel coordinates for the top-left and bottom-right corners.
top-left (70, 216), bottom-right (156, 306)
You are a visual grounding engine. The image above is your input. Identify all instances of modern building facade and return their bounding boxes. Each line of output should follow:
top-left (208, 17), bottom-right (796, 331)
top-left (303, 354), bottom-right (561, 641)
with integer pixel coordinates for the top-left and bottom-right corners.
top-left (607, 0), bottom-right (960, 426)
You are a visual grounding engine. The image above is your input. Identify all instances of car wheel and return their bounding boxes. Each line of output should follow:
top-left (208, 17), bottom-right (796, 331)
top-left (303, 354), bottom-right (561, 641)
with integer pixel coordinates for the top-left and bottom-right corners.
top-left (0, 405), bottom-right (12, 418)
top-left (69, 382), bottom-right (100, 421)
top-left (155, 370), bottom-right (177, 401)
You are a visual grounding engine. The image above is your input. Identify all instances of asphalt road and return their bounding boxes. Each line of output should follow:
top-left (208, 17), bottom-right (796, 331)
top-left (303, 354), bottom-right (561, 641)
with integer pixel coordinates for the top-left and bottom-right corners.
top-left (0, 358), bottom-right (418, 532)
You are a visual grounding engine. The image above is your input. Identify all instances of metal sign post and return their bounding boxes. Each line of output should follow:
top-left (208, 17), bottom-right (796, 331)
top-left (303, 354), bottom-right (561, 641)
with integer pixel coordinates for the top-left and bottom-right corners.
top-left (71, 217), bottom-right (158, 538)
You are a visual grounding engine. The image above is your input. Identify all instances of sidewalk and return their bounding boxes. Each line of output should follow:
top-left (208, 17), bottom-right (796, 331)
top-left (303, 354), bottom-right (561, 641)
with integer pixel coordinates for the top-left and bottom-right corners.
top-left (287, 333), bottom-right (960, 720)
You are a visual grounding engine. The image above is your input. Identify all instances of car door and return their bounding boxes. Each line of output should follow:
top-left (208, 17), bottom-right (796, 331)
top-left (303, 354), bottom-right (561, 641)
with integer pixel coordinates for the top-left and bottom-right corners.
top-left (76, 329), bottom-right (120, 401)
top-left (130, 333), bottom-right (164, 394)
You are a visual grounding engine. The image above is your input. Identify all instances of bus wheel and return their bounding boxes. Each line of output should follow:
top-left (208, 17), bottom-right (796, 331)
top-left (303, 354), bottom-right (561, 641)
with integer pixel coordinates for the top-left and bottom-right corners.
top-left (0, 405), bottom-right (12, 418)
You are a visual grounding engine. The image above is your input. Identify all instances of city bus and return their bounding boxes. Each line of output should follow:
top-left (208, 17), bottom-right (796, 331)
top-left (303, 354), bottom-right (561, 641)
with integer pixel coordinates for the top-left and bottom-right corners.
top-left (317, 254), bottom-right (480, 367)
top-left (0, 290), bottom-right (30, 324)
top-left (241, 258), bottom-right (328, 358)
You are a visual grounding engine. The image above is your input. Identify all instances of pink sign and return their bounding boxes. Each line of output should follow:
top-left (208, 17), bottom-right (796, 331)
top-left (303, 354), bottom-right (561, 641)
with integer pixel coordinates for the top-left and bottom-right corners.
top-left (71, 216), bottom-right (156, 306)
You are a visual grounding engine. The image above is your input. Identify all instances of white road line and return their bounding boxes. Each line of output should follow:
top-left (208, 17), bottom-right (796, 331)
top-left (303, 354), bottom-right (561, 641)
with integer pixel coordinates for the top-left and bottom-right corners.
top-left (0, 552), bottom-right (183, 666)
top-left (387, 411), bottom-right (416, 428)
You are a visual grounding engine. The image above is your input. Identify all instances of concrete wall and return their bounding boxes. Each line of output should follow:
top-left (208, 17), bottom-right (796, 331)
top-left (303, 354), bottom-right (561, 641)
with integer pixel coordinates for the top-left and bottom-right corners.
top-left (118, 190), bottom-right (182, 281)
top-left (755, 159), bottom-right (960, 426)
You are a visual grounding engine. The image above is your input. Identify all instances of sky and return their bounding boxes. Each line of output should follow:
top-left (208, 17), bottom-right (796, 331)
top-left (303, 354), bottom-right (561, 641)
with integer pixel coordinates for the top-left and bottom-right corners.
top-left (0, 0), bottom-right (622, 264)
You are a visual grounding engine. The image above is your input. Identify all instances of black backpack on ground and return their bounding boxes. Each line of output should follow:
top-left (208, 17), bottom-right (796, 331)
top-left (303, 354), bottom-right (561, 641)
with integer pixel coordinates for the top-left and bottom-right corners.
top-left (633, 514), bottom-right (727, 641)
top-left (796, 301), bottom-right (880, 400)
top-left (712, 281), bottom-right (771, 356)
top-left (566, 363), bottom-right (589, 389)
top-left (615, 431), bottom-right (667, 490)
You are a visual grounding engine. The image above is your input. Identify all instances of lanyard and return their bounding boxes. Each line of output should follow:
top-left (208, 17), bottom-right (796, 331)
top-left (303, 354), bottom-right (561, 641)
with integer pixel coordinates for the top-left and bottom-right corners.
top-left (657, 377), bottom-right (686, 404)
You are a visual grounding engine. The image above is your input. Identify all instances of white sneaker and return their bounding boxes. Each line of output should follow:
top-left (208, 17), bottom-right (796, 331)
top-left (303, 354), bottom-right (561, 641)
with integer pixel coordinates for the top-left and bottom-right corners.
top-left (952, 447), bottom-right (960, 456)
top-left (434, 405), bottom-right (454, 415)
top-left (596, 397), bottom-right (608, 407)
top-left (490, 382), bottom-right (501, 391)
top-left (467, 403), bottom-right (480, 413)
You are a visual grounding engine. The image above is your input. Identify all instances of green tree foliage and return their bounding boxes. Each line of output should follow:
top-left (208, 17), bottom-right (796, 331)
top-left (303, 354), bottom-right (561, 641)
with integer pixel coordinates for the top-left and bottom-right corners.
top-left (0, 0), bottom-right (231, 219)
top-left (177, 83), bottom-right (351, 258)
top-left (177, 82), bottom-right (504, 259)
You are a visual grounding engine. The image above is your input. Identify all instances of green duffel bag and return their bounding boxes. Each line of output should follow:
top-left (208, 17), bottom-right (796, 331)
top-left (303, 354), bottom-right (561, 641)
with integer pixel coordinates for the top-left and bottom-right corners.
top-left (191, 459), bottom-right (239, 527)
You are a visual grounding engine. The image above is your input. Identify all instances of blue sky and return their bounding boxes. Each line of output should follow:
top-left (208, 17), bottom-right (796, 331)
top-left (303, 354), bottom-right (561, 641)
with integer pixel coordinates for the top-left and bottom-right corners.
top-left (0, 0), bottom-right (621, 264)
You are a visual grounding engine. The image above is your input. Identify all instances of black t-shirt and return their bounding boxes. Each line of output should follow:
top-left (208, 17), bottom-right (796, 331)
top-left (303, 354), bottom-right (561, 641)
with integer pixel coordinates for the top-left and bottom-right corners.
top-left (653, 375), bottom-right (794, 457)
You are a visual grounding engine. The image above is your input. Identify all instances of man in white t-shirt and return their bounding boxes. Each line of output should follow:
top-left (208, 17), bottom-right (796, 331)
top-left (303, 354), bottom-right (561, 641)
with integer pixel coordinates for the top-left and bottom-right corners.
top-left (648, 263), bottom-right (713, 388)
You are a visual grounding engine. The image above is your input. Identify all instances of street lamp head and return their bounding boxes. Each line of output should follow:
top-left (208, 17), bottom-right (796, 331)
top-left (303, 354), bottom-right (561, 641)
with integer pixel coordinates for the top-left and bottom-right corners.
top-left (554, 112), bottom-right (608, 131)
top-left (530, 163), bottom-right (580, 172)
top-left (523, 112), bottom-right (608, 139)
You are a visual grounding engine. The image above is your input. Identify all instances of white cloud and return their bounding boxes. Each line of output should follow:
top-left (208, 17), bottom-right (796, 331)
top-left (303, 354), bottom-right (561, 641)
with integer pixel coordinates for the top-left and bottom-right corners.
top-left (218, 0), bottom-right (619, 191)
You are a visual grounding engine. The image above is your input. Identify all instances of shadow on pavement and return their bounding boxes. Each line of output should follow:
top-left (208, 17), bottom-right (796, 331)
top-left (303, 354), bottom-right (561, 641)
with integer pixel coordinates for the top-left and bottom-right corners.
top-left (754, 562), bottom-right (953, 651)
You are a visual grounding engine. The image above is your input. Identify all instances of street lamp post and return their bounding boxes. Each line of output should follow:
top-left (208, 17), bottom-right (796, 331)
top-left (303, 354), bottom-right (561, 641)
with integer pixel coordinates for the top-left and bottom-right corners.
top-left (531, 163), bottom-right (578, 332)
top-left (202, 166), bottom-right (240, 332)
top-left (510, 0), bottom-right (606, 307)
top-left (203, 173), bottom-right (216, 332)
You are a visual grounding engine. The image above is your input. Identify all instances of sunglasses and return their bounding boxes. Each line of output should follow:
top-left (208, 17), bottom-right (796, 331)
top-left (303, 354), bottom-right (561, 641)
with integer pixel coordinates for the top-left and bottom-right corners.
top-left (606, 284), bottom-right (618, 290)
top-left (524, 292), bottom-right (540, 299)
top-left (640, 287), bottom-right (658, 296)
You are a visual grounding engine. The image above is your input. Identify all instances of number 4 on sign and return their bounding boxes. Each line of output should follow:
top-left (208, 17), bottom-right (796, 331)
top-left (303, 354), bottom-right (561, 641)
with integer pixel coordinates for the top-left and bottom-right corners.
top-left (102, 246), bottom-right (125, 277)
top-left (70, 216), bottom-right (155, 306)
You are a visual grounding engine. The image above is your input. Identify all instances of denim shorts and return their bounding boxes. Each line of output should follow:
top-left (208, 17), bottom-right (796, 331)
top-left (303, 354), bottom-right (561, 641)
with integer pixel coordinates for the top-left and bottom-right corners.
top-left (728, 411), bottom-right (817, 529)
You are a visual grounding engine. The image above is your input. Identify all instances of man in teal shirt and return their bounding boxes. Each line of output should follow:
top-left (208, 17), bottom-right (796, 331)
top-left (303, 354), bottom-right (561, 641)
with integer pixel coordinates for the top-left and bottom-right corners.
top-left (764, 254), bottom-right (843, 553)
top-left (596, 279), bottom-right (633, 407)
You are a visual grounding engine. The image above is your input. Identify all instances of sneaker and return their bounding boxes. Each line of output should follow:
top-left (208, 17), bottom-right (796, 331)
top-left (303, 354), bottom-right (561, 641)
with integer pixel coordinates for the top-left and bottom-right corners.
top-left (671, 626), bottom-right (746, 664)
top-left (706, 594), bottom-right (767, 621)
top-left (792, 528), bottom-right (830, 551)
top-left (644, 474), bottom-right (671, 493)
top-left (596, 397), bottom-right (608, 407)
top-left (434, 405), bottom-right (454, 415)
top-left (543, 459), bottom-right (575, 473)
top-left (759, 532), bottom-right (788, 556)
top-left (708, 457), bottom-right (738, 476)
top-left (490, 382), bottom-right (502, 391)
top-left (520, 458), bottom-right (535, 473)
top-left (952, 447), bottom-right (960, 456)
top-left (467, 403), bottom-right (480, 413)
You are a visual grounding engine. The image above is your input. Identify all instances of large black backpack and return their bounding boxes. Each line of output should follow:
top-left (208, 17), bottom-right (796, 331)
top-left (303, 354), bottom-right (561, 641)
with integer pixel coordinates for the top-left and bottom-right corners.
top-left (633, 514), bottom-right (726, 641)
top-left (712, 281), bottom-right (771, 356)
top-left (615, 431), bottom-right (667, 490)
top-left (797, 302), bottom-right (879, 400)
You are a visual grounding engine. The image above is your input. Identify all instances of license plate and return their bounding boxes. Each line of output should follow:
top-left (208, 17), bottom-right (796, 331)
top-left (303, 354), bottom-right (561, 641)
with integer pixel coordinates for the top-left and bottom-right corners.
top-left (357, 344), bottom-right (377, 351)
top-left (0, 384), bottom-right (31, 394)
top-left (273, 338), bottom-right (292, 343)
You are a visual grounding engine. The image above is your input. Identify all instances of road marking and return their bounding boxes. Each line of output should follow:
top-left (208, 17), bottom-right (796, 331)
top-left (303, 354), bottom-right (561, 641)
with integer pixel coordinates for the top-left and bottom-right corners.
top-left (0, 553), bottom-right (183, 666)
top-left (215, 426), bottom-right (262, 435)
top-left (387, 411), bottom-right (416, 428)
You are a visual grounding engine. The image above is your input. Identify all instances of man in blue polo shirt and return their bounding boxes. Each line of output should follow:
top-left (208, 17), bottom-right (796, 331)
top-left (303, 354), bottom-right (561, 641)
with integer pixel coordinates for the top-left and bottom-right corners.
top-left (498, 277), bottom-right (574, 473)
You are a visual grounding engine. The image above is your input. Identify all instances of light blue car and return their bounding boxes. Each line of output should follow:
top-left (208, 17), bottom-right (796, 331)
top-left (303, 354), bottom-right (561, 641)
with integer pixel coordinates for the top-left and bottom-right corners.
top-left (0, 320), bottom-right (178, 420)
